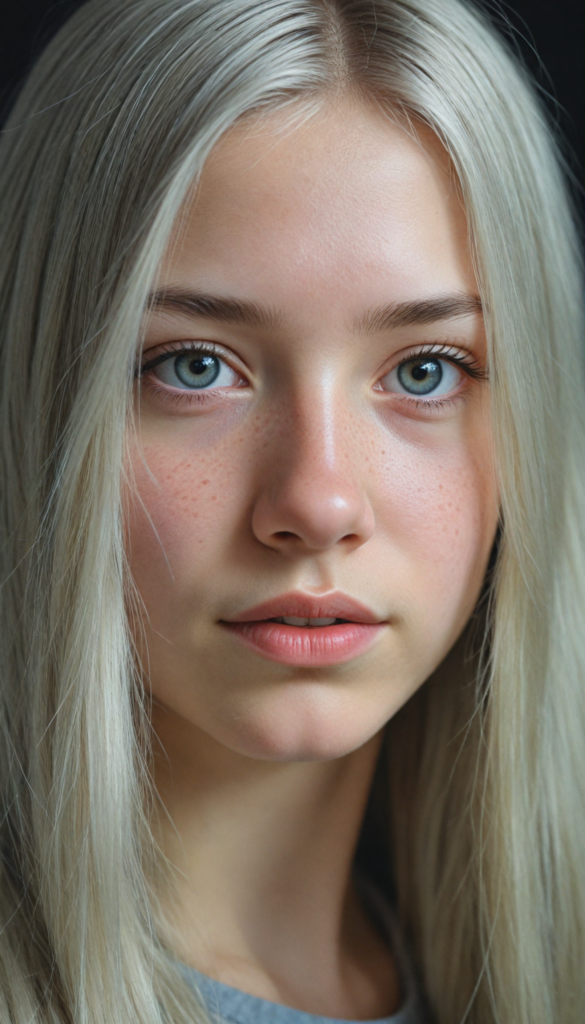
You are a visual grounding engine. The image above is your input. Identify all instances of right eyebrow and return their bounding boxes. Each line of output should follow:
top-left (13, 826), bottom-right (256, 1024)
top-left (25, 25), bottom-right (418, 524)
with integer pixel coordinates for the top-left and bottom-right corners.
top-left (356, 294), bottom-right (483, 333)
top-left (148, 288), bottom-right (282, 331)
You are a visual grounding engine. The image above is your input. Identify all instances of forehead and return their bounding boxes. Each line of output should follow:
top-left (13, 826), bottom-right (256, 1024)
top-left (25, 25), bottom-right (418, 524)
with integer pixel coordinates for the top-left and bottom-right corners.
top-left (160, 96), bottom-right (475, 310)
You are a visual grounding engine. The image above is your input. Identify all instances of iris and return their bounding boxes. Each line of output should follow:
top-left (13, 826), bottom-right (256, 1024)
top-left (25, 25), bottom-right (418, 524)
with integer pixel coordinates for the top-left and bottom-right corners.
top-left (173, 353), bottom-right (221, 389)
top-left (397, 357), bottom-right (442, 395)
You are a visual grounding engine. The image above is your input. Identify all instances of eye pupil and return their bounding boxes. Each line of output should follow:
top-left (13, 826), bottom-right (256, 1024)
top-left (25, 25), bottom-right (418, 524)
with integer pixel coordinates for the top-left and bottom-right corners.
top-left (411, 364), bottom-right (429, 381)
top-left (398, 357), bottom-right (442, 395)
top-left (190, 358), bottom-right (210, 375)
top-left (175, 353), bottom-right (220, 388)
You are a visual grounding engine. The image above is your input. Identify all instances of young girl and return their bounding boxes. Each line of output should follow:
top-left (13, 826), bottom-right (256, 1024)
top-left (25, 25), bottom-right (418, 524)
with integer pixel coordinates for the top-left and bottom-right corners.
top-left (0, 2), bottom-right (583, 1023)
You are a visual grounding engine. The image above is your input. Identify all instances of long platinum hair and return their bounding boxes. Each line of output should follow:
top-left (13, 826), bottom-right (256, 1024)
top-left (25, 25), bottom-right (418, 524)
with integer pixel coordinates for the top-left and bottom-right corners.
top-left (0, 1), bottom-right (583, 1021)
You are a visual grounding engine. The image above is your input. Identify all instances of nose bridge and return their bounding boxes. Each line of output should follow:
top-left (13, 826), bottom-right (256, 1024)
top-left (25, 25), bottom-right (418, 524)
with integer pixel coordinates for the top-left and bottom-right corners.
top-left (251, 369), bottom-right (374, 552)
top-left (278, 367), bottom-right (353, 491)
top-left (289, 366), bottom-right (339, 471)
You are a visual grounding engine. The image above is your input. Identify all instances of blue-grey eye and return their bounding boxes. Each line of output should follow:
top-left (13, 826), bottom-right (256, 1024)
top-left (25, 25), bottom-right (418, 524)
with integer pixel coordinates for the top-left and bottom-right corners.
top-left (398, 357), bottom-right (442, 395)
top-left (380, 355), bottom-right (462, 398)
top-left (151, 351), bottom-right (239, 390)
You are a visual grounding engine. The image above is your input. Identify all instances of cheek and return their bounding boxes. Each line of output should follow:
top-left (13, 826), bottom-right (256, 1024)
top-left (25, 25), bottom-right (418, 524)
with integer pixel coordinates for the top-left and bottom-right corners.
top-left (125, 438), bottom-right (245, 607)
top-left (370, 421), bottom-right (497, 651)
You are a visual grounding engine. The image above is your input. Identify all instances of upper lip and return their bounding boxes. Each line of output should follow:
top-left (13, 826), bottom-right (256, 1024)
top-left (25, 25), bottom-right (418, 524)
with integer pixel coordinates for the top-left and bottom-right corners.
top-left (223, 592), bottom-right (383, 624)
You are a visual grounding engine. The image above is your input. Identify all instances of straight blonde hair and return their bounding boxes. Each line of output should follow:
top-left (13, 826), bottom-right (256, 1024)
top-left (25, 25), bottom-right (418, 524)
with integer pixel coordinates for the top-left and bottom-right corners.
top-left (0, 1), bottom-right (583, 1021)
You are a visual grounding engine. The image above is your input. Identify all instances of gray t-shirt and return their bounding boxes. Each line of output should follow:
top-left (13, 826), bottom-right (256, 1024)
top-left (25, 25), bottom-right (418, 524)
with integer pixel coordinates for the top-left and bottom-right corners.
top-left (179, 884), bottom-right (428, 1024)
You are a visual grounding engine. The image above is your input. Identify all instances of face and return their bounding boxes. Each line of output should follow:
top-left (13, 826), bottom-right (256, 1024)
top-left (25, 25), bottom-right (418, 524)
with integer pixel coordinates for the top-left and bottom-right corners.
top-left (127, 97), bottom-right (498, 762)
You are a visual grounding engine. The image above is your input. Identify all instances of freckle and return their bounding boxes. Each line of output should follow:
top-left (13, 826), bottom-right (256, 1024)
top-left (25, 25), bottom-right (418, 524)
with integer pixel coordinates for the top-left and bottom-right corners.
top-left (201, 480), bottom-right (210, 486)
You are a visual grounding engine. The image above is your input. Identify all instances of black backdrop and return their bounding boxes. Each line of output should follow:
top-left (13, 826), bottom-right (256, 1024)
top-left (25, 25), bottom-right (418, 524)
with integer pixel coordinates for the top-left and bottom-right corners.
top-left (1, 0), bottom-right (584, 219)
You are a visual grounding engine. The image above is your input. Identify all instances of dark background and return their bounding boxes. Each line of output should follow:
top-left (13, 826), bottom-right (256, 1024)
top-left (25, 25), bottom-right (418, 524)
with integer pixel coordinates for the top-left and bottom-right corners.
top-left (1, 0), bottom-right (583, 222)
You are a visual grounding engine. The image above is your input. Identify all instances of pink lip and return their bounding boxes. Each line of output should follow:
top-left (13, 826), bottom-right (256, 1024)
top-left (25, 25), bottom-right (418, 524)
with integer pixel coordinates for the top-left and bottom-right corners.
top-left (221, 592), bottom-right (385, 667)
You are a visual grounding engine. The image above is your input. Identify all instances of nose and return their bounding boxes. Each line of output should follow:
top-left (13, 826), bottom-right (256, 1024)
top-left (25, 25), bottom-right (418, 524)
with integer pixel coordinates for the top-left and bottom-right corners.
top-left (251, 387), bottom-right (375, 555)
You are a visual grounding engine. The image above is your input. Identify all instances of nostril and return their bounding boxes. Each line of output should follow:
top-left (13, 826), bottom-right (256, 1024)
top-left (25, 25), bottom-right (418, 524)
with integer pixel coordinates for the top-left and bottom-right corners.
top-left (274, 530), bottom-right (297, 541)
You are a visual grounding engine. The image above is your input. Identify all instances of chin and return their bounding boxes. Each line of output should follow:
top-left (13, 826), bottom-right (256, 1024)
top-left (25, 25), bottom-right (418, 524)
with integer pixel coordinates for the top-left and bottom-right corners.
top-left (214, 687), bottom-right (392, 762)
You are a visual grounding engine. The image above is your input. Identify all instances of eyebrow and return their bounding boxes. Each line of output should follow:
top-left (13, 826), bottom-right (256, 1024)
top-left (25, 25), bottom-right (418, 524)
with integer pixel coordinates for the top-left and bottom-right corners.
top-left (356, 294), bottom-right (483, 332)
top-left (148, 288), bottom-right (482, 333)
top-left (148, 288), bottom-right (282, 330)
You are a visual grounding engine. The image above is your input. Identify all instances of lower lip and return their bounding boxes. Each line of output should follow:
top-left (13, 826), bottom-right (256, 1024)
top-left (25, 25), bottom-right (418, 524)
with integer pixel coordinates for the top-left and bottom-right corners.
top-left (221, 621), bottom-right (384, 667)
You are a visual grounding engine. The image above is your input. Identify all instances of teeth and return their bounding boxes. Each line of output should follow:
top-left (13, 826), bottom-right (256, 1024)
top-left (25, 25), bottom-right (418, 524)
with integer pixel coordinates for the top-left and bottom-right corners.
top-left (276, 616), bottom-right (338, 627)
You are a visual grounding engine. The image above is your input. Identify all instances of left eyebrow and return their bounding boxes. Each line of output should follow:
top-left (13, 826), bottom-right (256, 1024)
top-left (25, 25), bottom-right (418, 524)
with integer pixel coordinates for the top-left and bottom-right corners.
top-left (147, 288), bottom-right (282, 330)
top-left (356, 294), bottom-right (483, 333)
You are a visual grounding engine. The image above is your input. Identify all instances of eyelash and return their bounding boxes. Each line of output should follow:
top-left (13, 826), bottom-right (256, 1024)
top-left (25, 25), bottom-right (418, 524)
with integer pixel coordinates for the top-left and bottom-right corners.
top-left (383, 342), bottom-right (487, 408)
top-left (137, 340), bottom-right (487, 409)
top-left (139, 340), bottom-right (225, 375)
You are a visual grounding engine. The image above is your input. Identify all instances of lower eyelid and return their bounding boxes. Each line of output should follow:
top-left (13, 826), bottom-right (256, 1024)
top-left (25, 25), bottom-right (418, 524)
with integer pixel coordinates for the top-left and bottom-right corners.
top-left (139, 375), bottom-right (249, 409)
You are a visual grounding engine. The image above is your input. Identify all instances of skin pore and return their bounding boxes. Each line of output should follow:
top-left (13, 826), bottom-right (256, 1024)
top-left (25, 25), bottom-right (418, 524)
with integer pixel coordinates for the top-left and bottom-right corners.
top-left (127, 96), bottom-right (499, 1018)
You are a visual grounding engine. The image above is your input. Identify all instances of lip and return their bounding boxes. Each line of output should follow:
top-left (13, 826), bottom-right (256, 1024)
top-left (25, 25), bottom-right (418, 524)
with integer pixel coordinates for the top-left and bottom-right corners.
top-left (220, 592), bottom-right (385, 667)
top-left (224, 592), bottom-right (382, 625)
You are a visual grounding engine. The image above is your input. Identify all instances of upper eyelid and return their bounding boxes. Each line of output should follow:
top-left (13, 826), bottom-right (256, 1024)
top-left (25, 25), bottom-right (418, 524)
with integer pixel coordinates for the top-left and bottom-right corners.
top-left (389, 341), bottom-right (478, 363)
top-left (139, 339), bottom-right (242, 375)
top-left (382, 342), bottom-right (487, 379)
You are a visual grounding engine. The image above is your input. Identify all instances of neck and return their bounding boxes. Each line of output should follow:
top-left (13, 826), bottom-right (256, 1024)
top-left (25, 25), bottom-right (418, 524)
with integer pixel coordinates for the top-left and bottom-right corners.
top-left (150, 704), bottom-right (400, 1018)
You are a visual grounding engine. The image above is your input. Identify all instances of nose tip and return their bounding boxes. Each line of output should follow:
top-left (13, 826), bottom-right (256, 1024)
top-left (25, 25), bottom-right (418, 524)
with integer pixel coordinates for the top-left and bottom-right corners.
top-left (252, 473), bottom-right (375, 554)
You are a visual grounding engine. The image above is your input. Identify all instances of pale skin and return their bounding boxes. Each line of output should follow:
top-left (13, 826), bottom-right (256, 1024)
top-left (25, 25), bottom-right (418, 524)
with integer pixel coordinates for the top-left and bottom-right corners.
top-left (127, 96), bottom-right (499, 1018)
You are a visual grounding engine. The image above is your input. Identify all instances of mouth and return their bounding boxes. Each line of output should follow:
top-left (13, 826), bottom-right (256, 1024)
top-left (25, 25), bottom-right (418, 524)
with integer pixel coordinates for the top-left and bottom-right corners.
top-left (270, 615), bottom-right (349, 627)
top-left (220, 593), bottom-right (385, 667)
